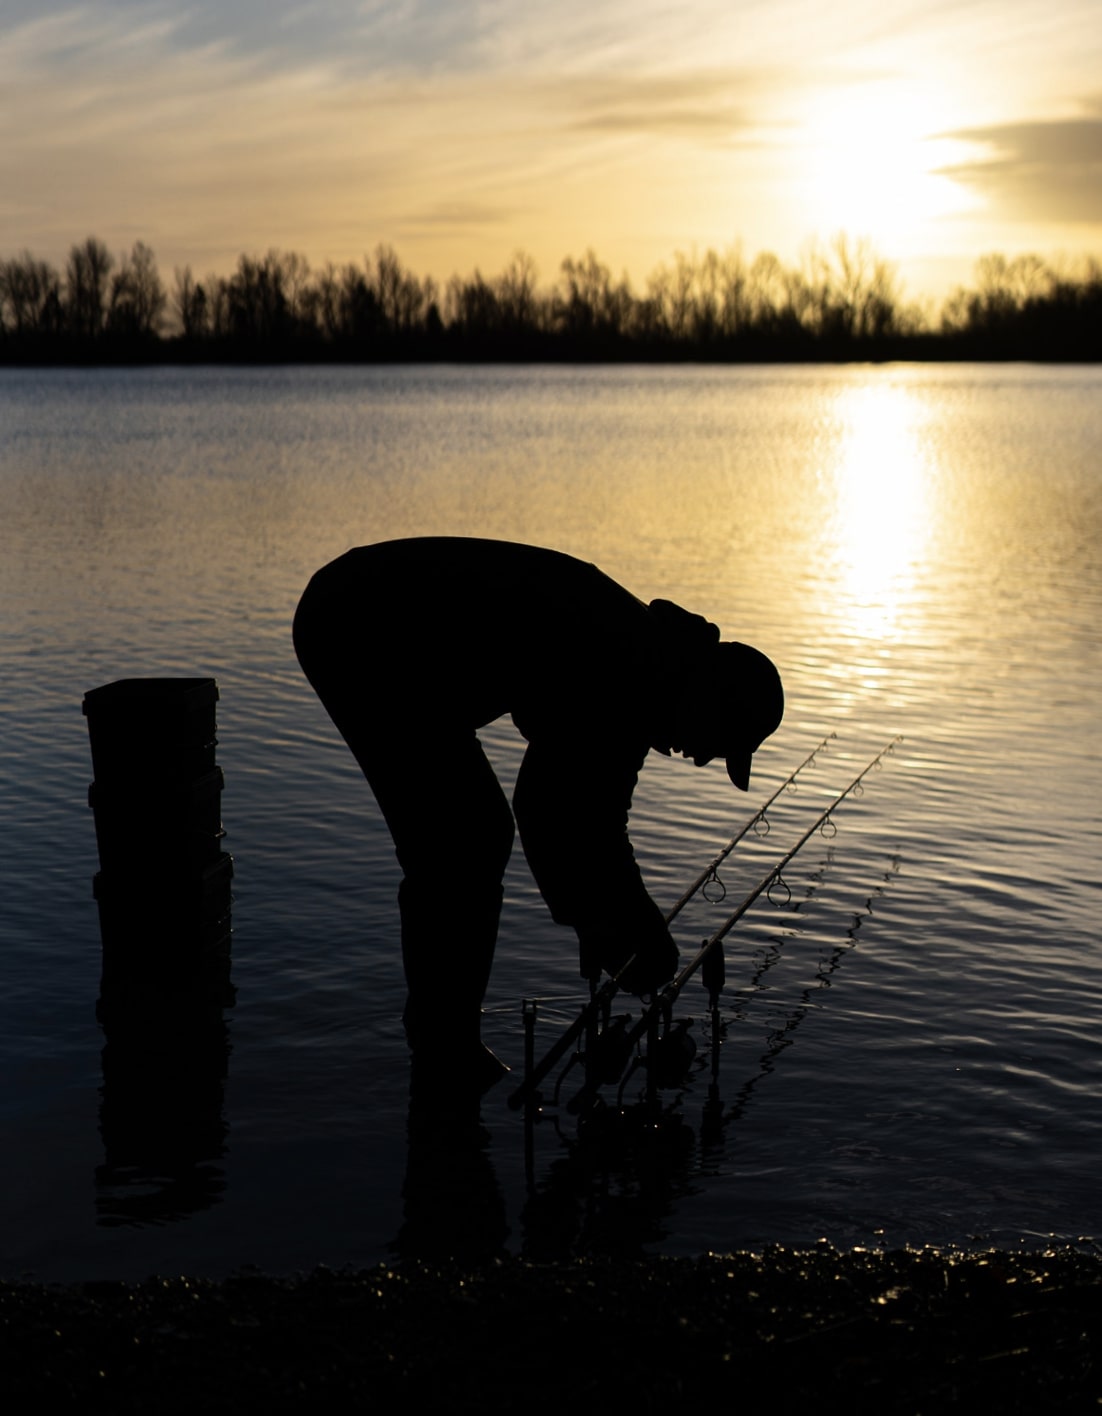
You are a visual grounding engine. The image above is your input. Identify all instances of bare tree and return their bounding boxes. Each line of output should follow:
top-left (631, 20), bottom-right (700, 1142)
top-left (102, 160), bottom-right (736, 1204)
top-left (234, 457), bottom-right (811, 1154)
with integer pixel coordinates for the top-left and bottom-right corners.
top-left (225, 251), bottom-right (293, 342)
top-left (205, 274), bottom-right (230, 339)
top-left (108, 240), bottom-right (167, 338)
top-left (943, 252), bottom-right (1054, 334)
top-left (171, 265), bottom-right (208, 338)
top-left (692, 248), bottom-right (722, 342)
top-left (446, 270), bottom-right (500, 335)
top-left (814, 234), bottom-right (901, 339)
top-left (278, 250), bottom-right (312, 327)
top-left (556, 250), bottom-right (630, 338)
top-left (371, 245), bottom-right (428, 333)
top-left (336, 262), bottom-right (379, 341)
top-left (0, 252), bottom-right (63, 336)
top-left (717, 244), bottom-right (750, 338)
top-left (65, 236), bottom-right (113, 339)
top-left (496, 251), bottom-right (540, 332)
top-left (311, 262), bottom-right (342, 341)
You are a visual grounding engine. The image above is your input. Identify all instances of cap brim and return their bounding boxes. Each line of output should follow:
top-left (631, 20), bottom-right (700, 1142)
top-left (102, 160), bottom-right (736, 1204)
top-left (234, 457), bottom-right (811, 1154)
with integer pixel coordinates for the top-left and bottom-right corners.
top-left (726, 750), bottom-right (752, 791)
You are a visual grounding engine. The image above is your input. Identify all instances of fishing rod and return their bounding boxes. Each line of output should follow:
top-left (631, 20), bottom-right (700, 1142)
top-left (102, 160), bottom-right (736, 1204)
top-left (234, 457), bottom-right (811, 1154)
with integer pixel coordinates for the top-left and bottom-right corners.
top-left (506, 733), bottom-right (830, 1113)
top-left (663, 731), bottom-right (834, 926)
top-left (508, 734), bottom-right (901, 1111)
top-left (507, 957), bottom-right (638, 1111)
top-left (622, 734), bottom-right (903, 1044)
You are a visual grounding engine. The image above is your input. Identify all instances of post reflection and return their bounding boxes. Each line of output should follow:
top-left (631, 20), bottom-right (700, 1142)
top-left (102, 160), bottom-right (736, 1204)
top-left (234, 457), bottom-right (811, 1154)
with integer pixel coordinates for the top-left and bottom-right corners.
top-left (85, 678), bottom-right (234, 1228)
top-left (96, 1007), bottom-right (231, 1228)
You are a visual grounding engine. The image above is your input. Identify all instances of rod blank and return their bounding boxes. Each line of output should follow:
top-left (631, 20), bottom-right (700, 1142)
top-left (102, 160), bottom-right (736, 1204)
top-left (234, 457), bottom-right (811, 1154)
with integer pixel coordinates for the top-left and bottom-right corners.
top-left (664, 732), bottom-right (834, 926)
top-left (508, 734), bottom-right (901, 1110)
top-left (625, 738), bottom-right (903, 1050)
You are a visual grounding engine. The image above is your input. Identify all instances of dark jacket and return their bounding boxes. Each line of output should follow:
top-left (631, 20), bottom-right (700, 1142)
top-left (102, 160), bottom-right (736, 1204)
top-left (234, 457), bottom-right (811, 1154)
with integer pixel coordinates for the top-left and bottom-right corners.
top-left (296, 537), bottom-right (720, 959)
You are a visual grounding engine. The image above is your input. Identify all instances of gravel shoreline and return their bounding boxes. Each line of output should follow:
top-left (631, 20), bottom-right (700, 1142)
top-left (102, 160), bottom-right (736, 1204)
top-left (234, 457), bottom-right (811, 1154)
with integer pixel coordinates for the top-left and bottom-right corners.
top-left (3, 1246), bottom-right (1100, 1411)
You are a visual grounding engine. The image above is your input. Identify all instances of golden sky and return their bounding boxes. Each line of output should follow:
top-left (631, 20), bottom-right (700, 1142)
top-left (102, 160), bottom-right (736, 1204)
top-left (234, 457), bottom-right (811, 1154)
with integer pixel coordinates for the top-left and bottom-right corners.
top-left (3, 0), bottom-right (1100, 301)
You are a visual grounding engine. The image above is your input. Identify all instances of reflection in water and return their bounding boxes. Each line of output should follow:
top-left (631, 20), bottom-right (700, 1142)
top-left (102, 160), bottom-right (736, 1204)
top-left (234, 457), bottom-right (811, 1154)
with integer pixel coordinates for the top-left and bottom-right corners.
top-left (825, 382), bottom-right (935, 642)
top-left (2, 364), bottom-right (1099, 1272)
top-left (719, 852), bottom-right (903, 1132)
top-left (395, 1099), bottom-right (509, 1262)
top-left (521, 1103), bottom-right (696, 1260)
top-left (96, 1010), bottom-right (231, 1227)
top-left (95, 904), bottom-right (234, 1227)
top-left (513, 852), bottom-right (901, 1259)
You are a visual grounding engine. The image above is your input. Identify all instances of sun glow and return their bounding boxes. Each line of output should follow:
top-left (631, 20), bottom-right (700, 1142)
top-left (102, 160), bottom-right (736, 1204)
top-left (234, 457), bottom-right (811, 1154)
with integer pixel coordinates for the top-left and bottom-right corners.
top-left (825, 380), bottom-right (935, 640)
top-left (800, 82), bottom-right (977, 247)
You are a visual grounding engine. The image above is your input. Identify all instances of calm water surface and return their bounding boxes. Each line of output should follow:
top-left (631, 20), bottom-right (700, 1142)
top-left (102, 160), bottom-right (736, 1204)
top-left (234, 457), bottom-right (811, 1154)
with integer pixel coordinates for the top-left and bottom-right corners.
top-left (1, 363), bottom-right (1099, 1279)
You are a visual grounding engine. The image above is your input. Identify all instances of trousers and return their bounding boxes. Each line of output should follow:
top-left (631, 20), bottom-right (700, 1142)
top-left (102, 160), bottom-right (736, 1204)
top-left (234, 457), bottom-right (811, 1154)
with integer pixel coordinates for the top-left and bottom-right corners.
top-left (294, 598), bottom-right (515, 1053)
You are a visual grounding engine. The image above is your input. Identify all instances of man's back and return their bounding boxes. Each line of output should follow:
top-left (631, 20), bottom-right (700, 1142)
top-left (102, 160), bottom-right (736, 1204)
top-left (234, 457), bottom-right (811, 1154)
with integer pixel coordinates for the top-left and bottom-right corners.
top-left (298, 538), bottom-right (662, 738)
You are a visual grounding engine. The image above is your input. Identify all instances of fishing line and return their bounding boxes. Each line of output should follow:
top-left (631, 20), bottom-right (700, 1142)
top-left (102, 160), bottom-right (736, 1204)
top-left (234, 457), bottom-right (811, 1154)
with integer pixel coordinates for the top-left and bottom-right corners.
top-left (508, 734), bottom-right (901, 1111)
top-left (663, 732), bottom-right (834, 922)
top-left (642, 735), bottom-right (903, 1018)
top-left (711, 849), bottom-right (904, 1134)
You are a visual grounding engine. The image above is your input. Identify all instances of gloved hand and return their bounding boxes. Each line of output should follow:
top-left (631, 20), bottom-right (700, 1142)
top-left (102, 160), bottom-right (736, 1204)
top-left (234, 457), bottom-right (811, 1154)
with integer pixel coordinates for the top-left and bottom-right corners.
top-left (600, 928), bottom-right (679, 997)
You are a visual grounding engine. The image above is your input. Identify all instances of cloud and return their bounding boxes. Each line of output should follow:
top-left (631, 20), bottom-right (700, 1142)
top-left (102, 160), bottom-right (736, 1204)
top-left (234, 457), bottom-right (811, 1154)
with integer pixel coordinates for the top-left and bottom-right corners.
top-left (0, 11), bottom-right (391, 267)
top-left (401, 200), bottom-right (520, 232)
top-left (10, 0), bottom-right (1099, 294)
top-left (557, 72), bottom-right (753, 140)
top-left (942, 108), bottom-right (1102, 224)
top-left (0, 5), bottom-right (841, 291)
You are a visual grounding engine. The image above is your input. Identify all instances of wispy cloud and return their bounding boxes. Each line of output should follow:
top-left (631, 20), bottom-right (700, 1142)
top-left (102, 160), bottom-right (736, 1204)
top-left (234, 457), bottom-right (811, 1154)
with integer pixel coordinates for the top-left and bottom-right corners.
top-left (558, 72), bottom-right (756, 140)
top-left (3, 0), bottom-right (1102, 294)
top-left (943, 105), bottom-right (1102, 224)
top-left (401, 200), bottom-right (521, 234)
top-left (0, 5), bottom-right (786, 266)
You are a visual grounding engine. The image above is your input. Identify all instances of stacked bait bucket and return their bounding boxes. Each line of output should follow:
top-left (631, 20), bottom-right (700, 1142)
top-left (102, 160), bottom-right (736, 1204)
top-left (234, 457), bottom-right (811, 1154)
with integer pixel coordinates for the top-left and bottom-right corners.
top-left (83, 678), bottom-right (234, 1020)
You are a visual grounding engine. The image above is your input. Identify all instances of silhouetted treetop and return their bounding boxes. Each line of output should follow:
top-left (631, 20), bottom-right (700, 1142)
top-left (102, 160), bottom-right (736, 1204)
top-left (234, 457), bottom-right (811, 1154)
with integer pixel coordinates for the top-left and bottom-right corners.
top-left (1, 235), bottom-right (1098, 362)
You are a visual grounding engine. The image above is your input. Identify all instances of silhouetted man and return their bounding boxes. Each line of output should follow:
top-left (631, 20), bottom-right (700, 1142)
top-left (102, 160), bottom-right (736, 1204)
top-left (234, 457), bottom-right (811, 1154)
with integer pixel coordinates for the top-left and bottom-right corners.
top-left (293, 538), bottom-right (783, 1091)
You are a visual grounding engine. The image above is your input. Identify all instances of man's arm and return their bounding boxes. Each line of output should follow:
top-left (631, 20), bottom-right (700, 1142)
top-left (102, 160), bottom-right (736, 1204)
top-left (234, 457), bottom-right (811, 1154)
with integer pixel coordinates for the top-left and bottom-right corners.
top-left (512, 740), bottom-right (677, 994)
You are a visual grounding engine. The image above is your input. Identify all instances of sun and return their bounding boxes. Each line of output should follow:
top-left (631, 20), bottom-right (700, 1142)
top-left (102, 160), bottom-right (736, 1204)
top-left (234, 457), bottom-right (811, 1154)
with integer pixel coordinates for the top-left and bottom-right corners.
top-left (798, 80), bottom-right (977, 249)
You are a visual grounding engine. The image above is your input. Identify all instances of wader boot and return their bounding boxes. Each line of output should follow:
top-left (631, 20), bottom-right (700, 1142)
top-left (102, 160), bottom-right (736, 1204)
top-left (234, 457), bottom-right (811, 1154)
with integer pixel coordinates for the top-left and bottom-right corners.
top-left (399, 880), bottom-right (510, 1098)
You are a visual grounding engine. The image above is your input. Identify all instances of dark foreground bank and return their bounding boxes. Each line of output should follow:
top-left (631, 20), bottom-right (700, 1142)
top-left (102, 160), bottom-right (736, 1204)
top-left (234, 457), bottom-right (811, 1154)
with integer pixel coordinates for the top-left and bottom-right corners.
top-left (3, 1247), bottom-right (1100, 1412)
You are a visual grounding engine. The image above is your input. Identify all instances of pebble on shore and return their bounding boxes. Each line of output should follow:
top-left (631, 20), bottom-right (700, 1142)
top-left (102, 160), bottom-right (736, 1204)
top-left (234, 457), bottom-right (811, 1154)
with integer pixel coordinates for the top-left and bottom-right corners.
top-left (3, 1245), bottom-right (1100, 1411)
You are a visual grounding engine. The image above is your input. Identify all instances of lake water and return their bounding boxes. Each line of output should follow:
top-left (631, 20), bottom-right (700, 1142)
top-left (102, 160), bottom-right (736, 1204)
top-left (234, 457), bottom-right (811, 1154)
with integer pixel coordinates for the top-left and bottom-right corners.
top-left (1, 363), bottom-right (1099, 1280)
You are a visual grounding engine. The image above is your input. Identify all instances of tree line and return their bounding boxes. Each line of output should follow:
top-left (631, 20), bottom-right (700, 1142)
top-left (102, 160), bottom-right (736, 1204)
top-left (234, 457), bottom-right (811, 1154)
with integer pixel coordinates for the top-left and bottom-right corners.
top-left (1, 234), bottom-right (1098, 362)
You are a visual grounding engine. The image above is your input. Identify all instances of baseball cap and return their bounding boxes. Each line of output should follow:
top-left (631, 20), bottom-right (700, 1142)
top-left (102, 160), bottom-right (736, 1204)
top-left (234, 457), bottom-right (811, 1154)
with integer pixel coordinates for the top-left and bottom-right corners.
top-left (718, 642), bottom-right (784, 790)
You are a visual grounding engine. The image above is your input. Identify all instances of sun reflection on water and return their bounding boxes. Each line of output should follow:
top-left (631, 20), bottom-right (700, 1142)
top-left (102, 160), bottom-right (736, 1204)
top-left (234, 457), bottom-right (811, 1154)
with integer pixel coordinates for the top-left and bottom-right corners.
top-left (823, 380), bottom-right (935, 642)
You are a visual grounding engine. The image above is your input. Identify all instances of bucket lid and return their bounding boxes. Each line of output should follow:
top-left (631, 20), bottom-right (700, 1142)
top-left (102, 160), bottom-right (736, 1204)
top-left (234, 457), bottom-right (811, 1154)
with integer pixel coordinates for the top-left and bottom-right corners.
top-left (83, 678), bottom-right (219, 719)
